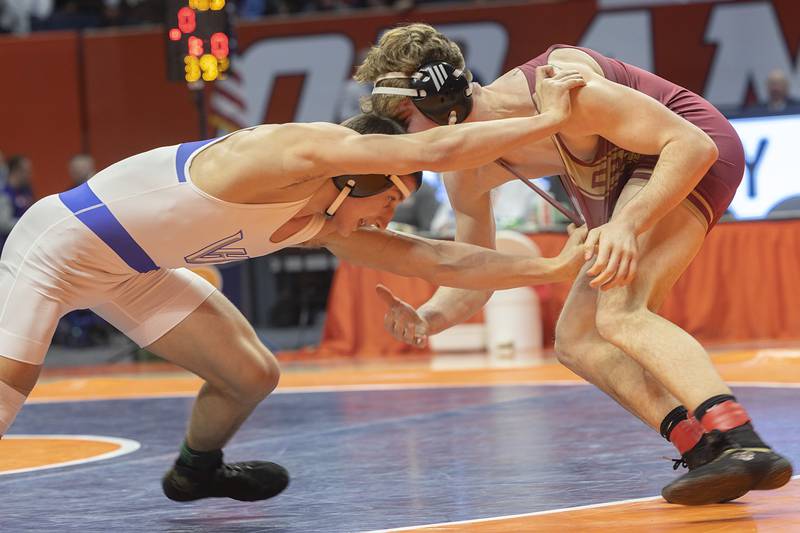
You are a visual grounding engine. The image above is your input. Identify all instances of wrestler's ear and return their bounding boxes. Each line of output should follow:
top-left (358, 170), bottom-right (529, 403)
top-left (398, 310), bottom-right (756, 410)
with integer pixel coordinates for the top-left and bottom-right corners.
top-left (396, 98), bottom-right (416, 114)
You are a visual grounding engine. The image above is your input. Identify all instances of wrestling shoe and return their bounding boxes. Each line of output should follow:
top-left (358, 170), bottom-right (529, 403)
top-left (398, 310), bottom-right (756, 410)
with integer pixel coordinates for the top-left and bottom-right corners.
top-left (662, 427), bottom-right (792, 505)
top-left (162, 460), bottom-right (290, 502)
top-left (722, 423), bottom-right (793, 491)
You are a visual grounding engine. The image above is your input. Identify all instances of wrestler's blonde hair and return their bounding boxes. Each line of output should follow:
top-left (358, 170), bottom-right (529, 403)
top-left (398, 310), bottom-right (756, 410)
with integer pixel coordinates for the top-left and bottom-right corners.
top-left (355, 23), bottom-right (467, 125)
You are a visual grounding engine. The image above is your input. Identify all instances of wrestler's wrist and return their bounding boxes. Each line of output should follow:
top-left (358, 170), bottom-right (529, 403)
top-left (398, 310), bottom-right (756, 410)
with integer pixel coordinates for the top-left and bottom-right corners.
top-left (418, 307), bottom-right (446, 335)
top-left (544, 256), bottom-right (570, 283)
top-left (615, 206), bottom-right (647, 235)
top-left (529, 111), bottom-right (565, 134)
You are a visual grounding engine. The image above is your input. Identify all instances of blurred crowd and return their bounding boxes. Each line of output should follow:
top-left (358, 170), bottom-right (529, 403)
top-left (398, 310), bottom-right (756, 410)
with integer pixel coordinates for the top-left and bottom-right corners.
top-left (0, 0), bottom-right (487, 33)
top-left (0, 150), bottom-right (105, 346)
top-left (0, 151), bottom-right (95, 247)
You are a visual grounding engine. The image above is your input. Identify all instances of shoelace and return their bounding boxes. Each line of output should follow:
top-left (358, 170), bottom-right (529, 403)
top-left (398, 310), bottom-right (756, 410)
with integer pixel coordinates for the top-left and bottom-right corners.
top-left (666, 430), bottom-right (731, 471)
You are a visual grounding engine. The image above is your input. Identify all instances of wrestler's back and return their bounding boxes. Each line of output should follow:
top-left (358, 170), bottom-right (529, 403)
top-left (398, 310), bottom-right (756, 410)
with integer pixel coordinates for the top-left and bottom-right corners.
top-left (23, 136), bottom-right (325, 274)
top-left (519, 45), bottom-right (740, 148)
top-left (512, 45), bottom-right (743, 228)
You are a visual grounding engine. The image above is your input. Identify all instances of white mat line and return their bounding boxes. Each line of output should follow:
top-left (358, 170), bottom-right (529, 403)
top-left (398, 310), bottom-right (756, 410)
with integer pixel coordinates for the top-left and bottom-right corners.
top-left (0, 434), bottom-right (141, 476)
top-left (367, 474), bottom-right (800, 532)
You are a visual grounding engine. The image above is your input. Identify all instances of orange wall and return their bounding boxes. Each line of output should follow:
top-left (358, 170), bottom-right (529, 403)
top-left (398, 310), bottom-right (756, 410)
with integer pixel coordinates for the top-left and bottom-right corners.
top-left (82, 27), bottom-right (206, 170)
top-left (0, 32), bottom-right (83, 197)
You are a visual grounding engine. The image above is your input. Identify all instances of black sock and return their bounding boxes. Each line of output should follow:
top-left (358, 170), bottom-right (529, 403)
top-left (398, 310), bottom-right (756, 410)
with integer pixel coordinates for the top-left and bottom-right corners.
top-left (659, 405), bottom-right (689, 441)
top-left (177, 441), bottom-right (223, 471)
top-left (693, 394), bottom-right (736, 422)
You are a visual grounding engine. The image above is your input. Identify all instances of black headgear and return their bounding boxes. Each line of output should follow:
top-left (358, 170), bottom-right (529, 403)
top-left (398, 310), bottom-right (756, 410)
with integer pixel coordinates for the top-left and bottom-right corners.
top-left (372, 61), bottom-right (473, 125)
top-left (325, 172), bottom-right (423, 217)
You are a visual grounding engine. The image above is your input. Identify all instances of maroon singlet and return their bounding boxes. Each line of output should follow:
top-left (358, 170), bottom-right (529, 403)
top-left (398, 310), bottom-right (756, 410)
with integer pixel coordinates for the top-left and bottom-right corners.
top-left (518, 45), bottom-right (745, 230)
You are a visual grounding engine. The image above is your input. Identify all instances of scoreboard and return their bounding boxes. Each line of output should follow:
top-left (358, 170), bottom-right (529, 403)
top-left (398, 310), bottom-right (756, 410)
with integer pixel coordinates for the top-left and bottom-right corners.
top-left (165, 0), bottom-right (233, 83)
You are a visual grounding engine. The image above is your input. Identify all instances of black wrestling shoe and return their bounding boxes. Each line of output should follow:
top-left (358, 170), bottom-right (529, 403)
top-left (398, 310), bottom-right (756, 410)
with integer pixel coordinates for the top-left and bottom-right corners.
top-left (162, 460), bottom-right (290, 502)
top-left (662, 428), bottom-right (793, 505)
top-left (722, 424), bottom-right (793, 491)
top-left (663, 430), bottom-right (753, 505)
top-left (663, 450), bottom-right (754, 505)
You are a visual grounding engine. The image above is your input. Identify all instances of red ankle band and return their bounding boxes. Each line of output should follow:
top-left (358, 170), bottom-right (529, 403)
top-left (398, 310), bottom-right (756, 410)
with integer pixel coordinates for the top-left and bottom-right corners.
top-left (699, 400), bottom-right (750, 432)
top-left (670, 417), bottom-right (704, 454)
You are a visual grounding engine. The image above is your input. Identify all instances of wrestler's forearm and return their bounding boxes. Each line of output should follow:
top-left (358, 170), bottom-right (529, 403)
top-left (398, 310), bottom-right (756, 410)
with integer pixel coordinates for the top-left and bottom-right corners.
top-left (618, 139), bottom-right (717, 234)
top-left (420, 238), bottom-right (570, 334)
top-left (322, 229), bottom-right (566, 291)
top-left (430, 245), bottom-right (564, 290)
top-left (418, 287), bottom-right (493, 335)
top-left (418, 113), bottom-right (564, 173)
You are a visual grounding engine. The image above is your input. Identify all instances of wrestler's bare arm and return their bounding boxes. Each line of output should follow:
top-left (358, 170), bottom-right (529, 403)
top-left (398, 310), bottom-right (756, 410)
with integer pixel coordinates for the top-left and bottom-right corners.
top-left (415, 169), bottom-right (498, 334)
top-left (268, 66), bottom-right (582, 182)
top-left (553, 61), bottom-right (719, 235)
top-left (220, 114), bottom-right (569, 191)
top-left (295, 111), bottom-right (572, 179)
top-left (315, 225), bottom-right (584, 291)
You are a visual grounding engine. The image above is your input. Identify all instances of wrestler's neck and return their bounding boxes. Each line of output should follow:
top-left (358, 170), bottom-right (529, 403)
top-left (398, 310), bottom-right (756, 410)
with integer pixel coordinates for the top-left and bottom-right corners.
top-left (469, 82), bottom-right (534, 121)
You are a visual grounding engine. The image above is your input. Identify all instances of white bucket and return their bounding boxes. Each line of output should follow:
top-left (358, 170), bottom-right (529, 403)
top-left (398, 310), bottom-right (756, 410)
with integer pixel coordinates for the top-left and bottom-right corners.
top-left (484, 230), bottom-right (544, 363)
top-left (484, 287), bottom-right (542, 363)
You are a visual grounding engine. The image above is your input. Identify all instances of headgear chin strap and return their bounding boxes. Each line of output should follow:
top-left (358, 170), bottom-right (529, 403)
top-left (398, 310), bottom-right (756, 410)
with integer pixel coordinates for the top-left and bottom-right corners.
top-left (372, 61), bottom-right (473, 125)
top-left (325, 173), bottom-right (421, 217)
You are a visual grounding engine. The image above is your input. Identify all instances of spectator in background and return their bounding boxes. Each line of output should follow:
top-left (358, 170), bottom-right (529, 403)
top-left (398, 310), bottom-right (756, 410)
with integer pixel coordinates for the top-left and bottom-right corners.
top-left (0, 0), bottom-right (53, 33)
top-left (0, 150), bottom-right (8, 185)
top-left (43, 0), bottom-right (105, 30)
top-left (68, 153), bottom-right (96, 185)
top-left (103, 0), bottom-right (163, 27)
top-left (0, 155), bottom-right (35, 245)
top-left (746, 69), bottom-right (800, 115)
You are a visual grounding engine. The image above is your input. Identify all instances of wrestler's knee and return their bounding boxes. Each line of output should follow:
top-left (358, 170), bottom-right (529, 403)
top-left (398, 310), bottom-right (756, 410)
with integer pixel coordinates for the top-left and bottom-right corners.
top-left (0, 356), bottom-right (40, 435)
top-left (554, 317), bottom-right (593, 371)
top-left (595, 295), bottom-right (647, 346)
top-left (227, 340), bottom-right (281, 404)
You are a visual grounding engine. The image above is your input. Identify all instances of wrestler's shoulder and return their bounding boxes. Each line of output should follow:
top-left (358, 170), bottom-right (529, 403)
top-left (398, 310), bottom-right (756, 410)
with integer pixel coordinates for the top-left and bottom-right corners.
top-left (547, 48), bottom-right (605, 77)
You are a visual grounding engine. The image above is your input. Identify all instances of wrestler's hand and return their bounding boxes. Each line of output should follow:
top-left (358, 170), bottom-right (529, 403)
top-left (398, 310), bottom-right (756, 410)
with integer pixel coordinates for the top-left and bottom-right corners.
top-left (555, 223), bottom-right (589, 280)
top-left (584, 219), bottom-right (638, 290)
top-left (376, 284), bottom-right (429, 347)
top-left (534, 65), bottom-right (586, 124)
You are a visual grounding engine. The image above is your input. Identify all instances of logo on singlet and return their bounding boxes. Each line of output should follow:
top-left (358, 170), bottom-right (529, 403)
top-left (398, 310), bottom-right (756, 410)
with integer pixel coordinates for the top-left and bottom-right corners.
top-left (185, 230), bottom-right (249, 264)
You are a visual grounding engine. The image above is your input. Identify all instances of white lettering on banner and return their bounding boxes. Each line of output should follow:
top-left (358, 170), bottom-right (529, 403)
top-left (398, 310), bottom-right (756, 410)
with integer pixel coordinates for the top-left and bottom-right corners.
top-left (705, 2), bottom-right (800, 108)
top-left (211, 34), bottom-right (353, 127)
top-left (209, 4), bottom-right (800, 124)
top-left (579, 10), bottom-right (653, 71)
top-left (434, 23), bottom-right (508, 83)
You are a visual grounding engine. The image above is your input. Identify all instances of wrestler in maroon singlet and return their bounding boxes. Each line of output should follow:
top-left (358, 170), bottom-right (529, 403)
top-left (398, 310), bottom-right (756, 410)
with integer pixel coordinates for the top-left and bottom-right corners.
top-left (518, 45), bottom-right (745, 230)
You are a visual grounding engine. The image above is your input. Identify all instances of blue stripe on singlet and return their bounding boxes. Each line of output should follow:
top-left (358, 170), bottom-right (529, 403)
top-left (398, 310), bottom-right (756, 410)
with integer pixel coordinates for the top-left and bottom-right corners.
top-left (59, 182), bottom-right (159, 273)
top-left (175, 138), bottom-right (218, 183)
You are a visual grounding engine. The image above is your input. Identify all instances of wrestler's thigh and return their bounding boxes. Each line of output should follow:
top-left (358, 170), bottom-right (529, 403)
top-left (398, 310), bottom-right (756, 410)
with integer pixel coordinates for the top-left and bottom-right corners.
top-left (601, 182), bottom-right (707, 311)
top-left (145, 290), bottom-right (278, 395)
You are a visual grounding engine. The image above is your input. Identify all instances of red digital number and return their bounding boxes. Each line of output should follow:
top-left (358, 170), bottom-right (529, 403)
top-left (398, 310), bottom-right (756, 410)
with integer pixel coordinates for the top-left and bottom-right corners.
top-left (188, 36), bottom-right (204, 57)
top-left (210, 33), bottom-right (229, 59)
top-left (177, 7), bottom-right (196, 34)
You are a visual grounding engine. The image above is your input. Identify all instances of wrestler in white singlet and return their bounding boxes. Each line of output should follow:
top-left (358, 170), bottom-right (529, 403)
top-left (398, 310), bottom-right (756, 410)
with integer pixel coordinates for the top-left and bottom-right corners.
top-left (0, 134), bottom-right (324, 365)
